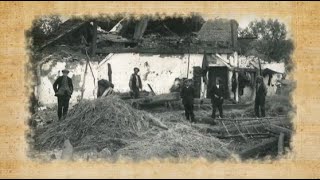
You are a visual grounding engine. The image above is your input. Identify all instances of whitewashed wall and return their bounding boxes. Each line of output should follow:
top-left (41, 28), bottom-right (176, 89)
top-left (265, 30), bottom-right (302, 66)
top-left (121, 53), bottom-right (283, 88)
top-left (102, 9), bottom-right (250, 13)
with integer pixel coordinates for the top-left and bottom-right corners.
top-left (36, 59), bottom-right (98, 107)
top-left (36, 53), bottom-right (204, 106)
top-left (97, 53), bottom-right (204, 94)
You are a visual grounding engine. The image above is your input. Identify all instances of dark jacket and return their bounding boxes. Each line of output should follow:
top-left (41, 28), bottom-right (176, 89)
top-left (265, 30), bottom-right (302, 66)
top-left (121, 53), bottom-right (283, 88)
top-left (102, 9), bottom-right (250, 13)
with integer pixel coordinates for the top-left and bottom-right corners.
top-left (180, 85), bottom-right (196, 105)
top-left (255, 82), bottom-right (267, 103)
top-left (53, 76), bottom-right (73, 97)
top-left (210, 85), bottom-right (224, 104)
top-left (129, 74), bottom-right (142, 90)
top-left (231, 74), bottom-right (237, 92)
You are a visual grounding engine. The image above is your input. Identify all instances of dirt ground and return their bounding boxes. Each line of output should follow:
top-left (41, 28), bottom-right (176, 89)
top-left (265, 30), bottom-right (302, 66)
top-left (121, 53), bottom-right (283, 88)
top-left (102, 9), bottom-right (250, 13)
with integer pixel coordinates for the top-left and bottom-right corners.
top-left (28, 93), bottom-right (293, 162)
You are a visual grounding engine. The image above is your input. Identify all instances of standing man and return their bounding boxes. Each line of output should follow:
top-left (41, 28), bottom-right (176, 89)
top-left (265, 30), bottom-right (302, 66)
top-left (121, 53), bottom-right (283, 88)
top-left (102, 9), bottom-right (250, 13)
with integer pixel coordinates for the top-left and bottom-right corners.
top-left (129, 67), bottom-right (142, 99)
top-left (255, 76), bottom-right (267, 117)
top-left (231, 70), bottom-right (238, 101)
top-left (180, 79), bottom-right (196, 123)
top-left (210, 78), bottom-right (225, 119)
top-left (53, 69), bottom-right (73, 120)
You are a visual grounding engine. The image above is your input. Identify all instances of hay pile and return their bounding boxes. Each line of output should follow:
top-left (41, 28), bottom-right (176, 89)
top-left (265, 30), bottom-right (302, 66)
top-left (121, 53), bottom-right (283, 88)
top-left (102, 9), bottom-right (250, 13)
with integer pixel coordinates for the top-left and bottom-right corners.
top-left (116, 124), bottom-right (231, 161)
top-left (29, 107), bottom-right (57, 128)
top-left (34, 96), bottom-right (154, 152)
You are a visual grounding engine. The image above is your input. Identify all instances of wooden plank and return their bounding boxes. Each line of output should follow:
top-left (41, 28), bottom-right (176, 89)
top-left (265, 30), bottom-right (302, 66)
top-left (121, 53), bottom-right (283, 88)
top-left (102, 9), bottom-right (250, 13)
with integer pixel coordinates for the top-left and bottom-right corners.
top-left (129, 92), bottom-right (180, 105)
top-left (239, 137), bottom-right (278, 159)
top-left (218, 116), bottom-right (288, 122)
top-left (267, 124), bottom-right (293, 136)
top-left (278, 132), bottom-right (285, 155)
top-left (217, 133), bottom-right (271, 139)
top-left (147, 84), bottom-right (156, 96)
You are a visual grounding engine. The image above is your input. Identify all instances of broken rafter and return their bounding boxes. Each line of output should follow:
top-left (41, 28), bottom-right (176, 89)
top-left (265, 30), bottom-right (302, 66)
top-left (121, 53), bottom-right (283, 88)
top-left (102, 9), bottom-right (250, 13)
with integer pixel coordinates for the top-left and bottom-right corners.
top-left (38, 21), bottom-right (88, 51)
top-left (218, 116), bottom-right (288, 122)
top-left (217, 133), bottom-right (271, 139)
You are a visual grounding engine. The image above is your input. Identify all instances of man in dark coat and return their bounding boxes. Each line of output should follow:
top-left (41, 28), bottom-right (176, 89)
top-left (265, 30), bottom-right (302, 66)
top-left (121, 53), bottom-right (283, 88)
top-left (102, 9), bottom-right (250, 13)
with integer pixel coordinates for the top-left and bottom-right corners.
top-left (255, 76), bottom-right (267, 117)
top-left (180, 79), bottom-right (196, 123)
top-left (129, 67), bottom-right (142, 99)
top-left (53, 69), bottom-right (73, 120)
top-left (231, 70), bottom-right (238, 101)
top-left (210, 79), bottom-right (225, 119)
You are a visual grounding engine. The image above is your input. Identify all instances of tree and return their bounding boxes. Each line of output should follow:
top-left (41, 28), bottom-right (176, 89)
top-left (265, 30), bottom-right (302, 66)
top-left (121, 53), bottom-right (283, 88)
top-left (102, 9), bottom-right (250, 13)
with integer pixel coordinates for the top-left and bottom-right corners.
top-left (29, 15), bottom-right (62, 47)
top-left (238, 19), bottom-right (294, 65)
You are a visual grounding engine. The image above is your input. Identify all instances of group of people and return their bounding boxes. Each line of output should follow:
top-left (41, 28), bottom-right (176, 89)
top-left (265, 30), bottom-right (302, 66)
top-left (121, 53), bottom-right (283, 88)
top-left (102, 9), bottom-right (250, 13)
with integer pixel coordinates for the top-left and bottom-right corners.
top-left (180, 78), bottom-right (226, 123)
top-left (180, 75), bottom-right (267, 123)
top-left (52, 67), bottom-right (143, 121)
top-left (52, 67), bottom-right (267, 123)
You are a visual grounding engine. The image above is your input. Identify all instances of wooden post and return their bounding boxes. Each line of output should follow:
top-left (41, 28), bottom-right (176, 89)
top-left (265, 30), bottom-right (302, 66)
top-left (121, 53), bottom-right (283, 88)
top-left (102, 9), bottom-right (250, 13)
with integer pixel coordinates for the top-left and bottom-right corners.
top-left (235, 71), bottom-right (239, 103)
top-left (187, 48), bottom-right (190, 79)
top-left (228, 70), bottom-right (232, 99)
top-left (278, 132), bottom-right (285, 155)
top-left (107, 63), bottom-right (112, 83)
top-left (234, 52), bottom-right (239, 103)
top-left (258, 58), bottom-right (262, 76)
top-left (80, 60), bottom-right (89, 101)
top-left (91, 21), bottom-right (97, 57)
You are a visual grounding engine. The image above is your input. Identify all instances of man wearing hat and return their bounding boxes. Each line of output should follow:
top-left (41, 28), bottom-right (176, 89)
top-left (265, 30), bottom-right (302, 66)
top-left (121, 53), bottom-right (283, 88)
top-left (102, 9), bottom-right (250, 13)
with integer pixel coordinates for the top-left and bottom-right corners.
top-left (129, 67), bottom-right (142, 99)
top-left (210, 78), bottom-right (225, 119)
top-left (255, 76), bottom-right (267, 117)
top-left (53, 69), bottom-right (73, 120)
top-left (180, 79), bottom-right (196, 123)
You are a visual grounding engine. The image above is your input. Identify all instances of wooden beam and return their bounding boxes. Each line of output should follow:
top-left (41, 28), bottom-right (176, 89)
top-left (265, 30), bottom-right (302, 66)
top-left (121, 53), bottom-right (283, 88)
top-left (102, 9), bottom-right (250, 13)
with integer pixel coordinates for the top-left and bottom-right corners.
top-left (127, 92), bottom-right (180, 106)
top-left (239, 137), bottom-right (278, 159)
top-left (96, 47), bottom-right (235, 54)
top-left (91, 21), bottom-right (97, 56)
top-left (147, 84), bottom-right (156, 96)
top-left (278, 132), bottom-right (285, 155)
top-left (38, 22), bottom-right (87, 51)
top-left (107, 63), bottom-right (112, 83)
top-left (217, 133), bottom-right (271, 139)
top-left (267, 124), bottom-right (293, 136)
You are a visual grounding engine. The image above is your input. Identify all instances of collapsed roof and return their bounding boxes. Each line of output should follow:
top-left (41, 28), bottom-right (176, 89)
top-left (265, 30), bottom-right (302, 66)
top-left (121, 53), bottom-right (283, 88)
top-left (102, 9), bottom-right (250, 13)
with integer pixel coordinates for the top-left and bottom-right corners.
top-left (35, 16), bottom-right (239, 54)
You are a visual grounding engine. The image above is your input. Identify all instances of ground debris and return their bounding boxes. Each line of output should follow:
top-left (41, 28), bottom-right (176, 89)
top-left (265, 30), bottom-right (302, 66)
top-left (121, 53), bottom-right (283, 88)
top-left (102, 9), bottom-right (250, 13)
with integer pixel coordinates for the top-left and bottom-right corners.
top-left (116, 124), bottom-right (232, 161)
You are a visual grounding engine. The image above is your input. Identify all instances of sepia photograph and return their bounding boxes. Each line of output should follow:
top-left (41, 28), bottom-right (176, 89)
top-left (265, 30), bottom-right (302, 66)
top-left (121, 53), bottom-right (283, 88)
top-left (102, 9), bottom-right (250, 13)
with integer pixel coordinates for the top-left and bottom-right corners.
top-left (26, 13), bottom-right (295, 162)
top-left (3, 1), bottom-right (320, 178)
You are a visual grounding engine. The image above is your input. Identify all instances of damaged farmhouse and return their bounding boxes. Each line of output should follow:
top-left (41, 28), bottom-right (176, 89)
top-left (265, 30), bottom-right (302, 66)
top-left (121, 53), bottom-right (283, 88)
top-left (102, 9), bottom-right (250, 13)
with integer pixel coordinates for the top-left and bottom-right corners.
top-left (29, 15), bottom-right (293, 161)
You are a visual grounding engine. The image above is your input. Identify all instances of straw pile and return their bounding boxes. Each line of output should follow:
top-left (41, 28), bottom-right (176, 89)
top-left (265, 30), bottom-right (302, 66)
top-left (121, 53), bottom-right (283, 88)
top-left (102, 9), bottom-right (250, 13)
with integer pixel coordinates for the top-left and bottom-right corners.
top-left (34, 96), bottom-right (154, 152)
top-left (116, 124), bottom-right (232, 161)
